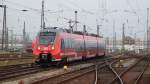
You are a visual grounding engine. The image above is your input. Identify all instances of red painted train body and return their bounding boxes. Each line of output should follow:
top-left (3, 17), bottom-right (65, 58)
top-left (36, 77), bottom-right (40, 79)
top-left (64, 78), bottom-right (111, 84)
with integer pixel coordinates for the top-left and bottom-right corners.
top-left (32, 27), bottom-right (105, 65)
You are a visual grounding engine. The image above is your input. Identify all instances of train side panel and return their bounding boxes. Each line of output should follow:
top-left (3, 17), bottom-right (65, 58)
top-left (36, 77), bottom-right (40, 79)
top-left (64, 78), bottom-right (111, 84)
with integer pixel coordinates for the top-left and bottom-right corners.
top-left (58, 33), bottom-right (105, 62)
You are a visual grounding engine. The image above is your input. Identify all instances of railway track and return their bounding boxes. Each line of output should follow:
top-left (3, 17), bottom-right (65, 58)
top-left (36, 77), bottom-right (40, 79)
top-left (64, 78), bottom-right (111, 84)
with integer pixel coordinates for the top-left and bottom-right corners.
top-left (28, 55), bottom-right (148, 84)
top-left (0, 63), bottom-right (43, 81)
top-left (1, 55), bottom-right (143, 84)
top-left (108, 56), bottom-right (150, 84)
top-left (134, 58), bottom-right (149, 84)
top-left (0, 53), bottom-right (33, 61)
top-left (29, 57), bottom-right (119, 84)
top-left (0, 57), bottom-right (33, 61)
top-left (121, 57), bottom-right (150, 84)
top-left (0, 56), bottom-right (112, 82)
top-left (96, 58), bottom-right (123, 84)
top-left (96, 56), bottom-right (144, 84)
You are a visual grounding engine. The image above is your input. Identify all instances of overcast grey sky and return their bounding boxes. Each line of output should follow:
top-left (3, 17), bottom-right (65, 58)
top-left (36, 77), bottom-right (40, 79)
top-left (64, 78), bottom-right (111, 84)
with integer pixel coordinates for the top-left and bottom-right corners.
top-left (0, 0), bottom-right (150, 40)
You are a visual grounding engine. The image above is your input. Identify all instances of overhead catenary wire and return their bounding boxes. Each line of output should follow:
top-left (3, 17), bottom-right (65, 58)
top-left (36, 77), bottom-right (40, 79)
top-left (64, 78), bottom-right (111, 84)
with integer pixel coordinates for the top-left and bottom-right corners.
top-left (126, 0), bottom-right (136, 14)
top-left (5, 0), bottom-right (40, 12)
top-left (3, 1), bottom-right (137, 33)
top-left (62, 0), bottom-right (95, 15)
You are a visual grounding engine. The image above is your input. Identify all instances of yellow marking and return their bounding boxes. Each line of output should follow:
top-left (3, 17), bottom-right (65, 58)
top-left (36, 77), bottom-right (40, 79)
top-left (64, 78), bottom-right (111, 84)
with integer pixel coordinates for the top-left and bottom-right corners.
top-left (63, 65), bottom-right (68, 71)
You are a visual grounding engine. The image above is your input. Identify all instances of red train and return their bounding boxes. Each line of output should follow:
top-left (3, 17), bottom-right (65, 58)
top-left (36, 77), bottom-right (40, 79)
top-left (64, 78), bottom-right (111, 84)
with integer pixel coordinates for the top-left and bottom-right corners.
top-left (32, 27), bottom-right (106, 66)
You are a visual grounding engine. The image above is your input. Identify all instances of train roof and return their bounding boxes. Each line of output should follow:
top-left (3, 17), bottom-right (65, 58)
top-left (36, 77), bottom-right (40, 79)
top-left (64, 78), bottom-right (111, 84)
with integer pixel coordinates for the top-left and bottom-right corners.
top-left (39, 27), bottom-right (66, 32)
top-left (39, 27), bottom-right (103, 38)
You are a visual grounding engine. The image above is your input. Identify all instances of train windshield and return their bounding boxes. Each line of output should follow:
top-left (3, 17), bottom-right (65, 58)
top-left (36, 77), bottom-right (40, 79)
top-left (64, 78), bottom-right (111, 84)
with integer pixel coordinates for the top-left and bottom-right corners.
top-left (39, 32), bottom-right (56, 45)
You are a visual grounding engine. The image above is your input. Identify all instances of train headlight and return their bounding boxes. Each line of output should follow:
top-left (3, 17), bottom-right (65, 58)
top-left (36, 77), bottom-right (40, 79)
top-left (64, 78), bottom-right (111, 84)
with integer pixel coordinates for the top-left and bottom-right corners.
top-left (51, 46), bottom-right (55, 50)
top-left (38, 46), bottom-right (41, 50)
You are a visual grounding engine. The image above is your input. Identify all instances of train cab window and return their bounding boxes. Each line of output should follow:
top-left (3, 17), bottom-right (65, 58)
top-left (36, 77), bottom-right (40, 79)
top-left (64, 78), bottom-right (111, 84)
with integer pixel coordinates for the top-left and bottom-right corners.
top-left (39, 32), bottom-right (56, 45)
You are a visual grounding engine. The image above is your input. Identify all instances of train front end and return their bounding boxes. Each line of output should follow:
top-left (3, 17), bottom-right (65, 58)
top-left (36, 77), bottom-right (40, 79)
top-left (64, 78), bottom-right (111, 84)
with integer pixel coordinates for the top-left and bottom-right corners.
top-left (32, 30), bottom-right (61, 65)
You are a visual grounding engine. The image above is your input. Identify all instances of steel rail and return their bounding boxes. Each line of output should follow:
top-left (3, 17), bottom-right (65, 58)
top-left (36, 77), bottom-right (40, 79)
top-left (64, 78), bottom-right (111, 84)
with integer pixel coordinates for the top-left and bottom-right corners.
top-left (134, 59), bottom-right (150, 84)
top-left (109, 61), bottom-right (124, 84)
top-left (108, 57), bottom-right (143, 84)
top-left (94, 58), bottom-right (120, 84)
top-left (94, 65), bottom-right (98, 84)
top-left (31, 58), bottom-right (115, 84)
top-left (0, 65), bottom-right (41, 80)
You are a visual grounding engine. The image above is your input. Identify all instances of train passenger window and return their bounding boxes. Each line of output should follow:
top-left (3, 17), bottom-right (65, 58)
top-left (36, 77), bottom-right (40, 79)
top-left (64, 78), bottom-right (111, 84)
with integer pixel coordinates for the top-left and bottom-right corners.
top-left (69, 39), bottom-right (72, 48)
top-left (64, 38), bottom-right (72, 49)
top-left (71, 39), bottom-right (74, 49)
top-left (64, 39), bottom-right (68, 49)
top-left (61, 39), bottom-right (65, 49)
top-left (74, 40), bottom-right (79, 50)
top-left (66, 39), bottom-right (69, 49)
top-left (80, 41), bottom-right (84, 50)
